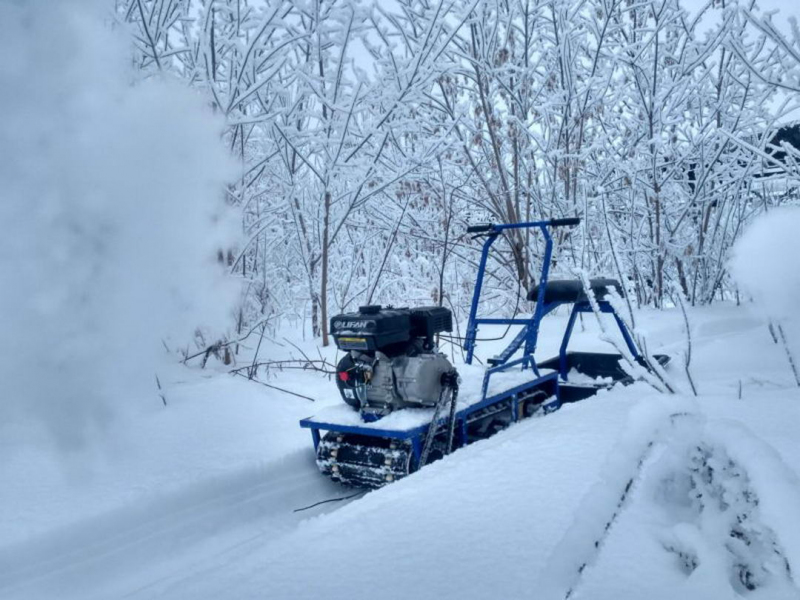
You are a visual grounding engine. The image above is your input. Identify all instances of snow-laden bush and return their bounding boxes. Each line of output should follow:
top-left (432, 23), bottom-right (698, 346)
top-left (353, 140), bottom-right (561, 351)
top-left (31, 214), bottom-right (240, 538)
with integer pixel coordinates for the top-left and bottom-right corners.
top-left (730, 207), bottom-right (800, 322)
top-left (0, 1), bottom-right (237, 447)
top-left (730, 207), bottom-right (800, 385)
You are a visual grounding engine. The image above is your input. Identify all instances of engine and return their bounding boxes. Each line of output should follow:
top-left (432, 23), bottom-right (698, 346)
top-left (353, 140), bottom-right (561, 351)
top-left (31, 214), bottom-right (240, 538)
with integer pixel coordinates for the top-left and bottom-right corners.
top-left (330, 305), bottom-right (455, 420)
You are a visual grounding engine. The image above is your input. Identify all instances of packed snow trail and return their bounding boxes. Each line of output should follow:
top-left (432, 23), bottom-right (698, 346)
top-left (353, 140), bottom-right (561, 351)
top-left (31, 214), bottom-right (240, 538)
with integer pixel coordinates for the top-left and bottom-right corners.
top-left (0, 450), bottom-right (355, 600)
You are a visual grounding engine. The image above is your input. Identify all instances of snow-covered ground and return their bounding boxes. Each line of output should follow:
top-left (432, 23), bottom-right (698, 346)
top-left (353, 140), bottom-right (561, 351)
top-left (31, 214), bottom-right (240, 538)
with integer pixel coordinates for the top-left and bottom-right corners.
top-left (3, 304), bottom-right (800, 600)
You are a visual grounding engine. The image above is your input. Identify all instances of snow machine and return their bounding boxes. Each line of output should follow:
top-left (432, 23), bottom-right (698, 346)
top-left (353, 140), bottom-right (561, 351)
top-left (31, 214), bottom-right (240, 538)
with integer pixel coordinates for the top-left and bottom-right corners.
top-left (300, 218), bottom-right (668, 487)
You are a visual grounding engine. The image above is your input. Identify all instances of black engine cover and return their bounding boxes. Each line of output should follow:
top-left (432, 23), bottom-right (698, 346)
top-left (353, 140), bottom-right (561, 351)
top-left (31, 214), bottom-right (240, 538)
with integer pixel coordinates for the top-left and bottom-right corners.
top-left (330, 305), bottom-right (453, 352)
top-left (330, 305), bottom-right (411, 352)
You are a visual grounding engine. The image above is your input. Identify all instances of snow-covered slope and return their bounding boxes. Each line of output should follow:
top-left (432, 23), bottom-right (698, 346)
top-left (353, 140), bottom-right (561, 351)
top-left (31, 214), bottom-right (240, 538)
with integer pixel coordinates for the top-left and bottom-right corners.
top-left (3, 305), bottom-right (800, 600)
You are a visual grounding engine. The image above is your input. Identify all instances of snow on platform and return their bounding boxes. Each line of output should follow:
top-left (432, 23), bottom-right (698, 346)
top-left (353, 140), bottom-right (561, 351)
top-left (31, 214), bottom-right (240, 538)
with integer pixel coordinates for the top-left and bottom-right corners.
top-left (302, 364), bottom-right (555, 432)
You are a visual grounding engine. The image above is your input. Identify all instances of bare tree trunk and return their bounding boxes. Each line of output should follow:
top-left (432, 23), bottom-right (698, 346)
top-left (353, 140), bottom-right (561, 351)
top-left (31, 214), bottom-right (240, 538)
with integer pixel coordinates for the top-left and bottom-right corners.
top-left (320, 191), bottom-right (331, 347)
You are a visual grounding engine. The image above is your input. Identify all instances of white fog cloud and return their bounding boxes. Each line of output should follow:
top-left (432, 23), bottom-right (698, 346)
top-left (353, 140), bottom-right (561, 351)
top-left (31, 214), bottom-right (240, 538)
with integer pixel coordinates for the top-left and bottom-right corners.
top-left (0, 0), bottom-right (238, 447)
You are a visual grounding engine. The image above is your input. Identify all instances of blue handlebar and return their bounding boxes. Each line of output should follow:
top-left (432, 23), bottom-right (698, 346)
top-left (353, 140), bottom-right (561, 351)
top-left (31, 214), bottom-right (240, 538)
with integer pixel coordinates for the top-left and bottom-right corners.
top-left (466, 218), bottom-right (580, 235)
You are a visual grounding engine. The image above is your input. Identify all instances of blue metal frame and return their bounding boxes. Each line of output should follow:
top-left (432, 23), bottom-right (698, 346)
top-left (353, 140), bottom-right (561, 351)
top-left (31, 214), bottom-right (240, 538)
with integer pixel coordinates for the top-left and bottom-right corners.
top-left (464, 221), bottom-right (556, 365)
top-left (300, 372), bottom-right (559, 471)
top-left (463, 220), bottom-right (640, 377)
top-left (557, 301), bottom-right (640, 379)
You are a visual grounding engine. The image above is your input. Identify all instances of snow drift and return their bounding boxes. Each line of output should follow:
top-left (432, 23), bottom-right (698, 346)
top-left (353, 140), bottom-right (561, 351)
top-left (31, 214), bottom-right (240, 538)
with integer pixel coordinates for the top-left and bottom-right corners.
top-left (0, 0), bottom-right (237, 448)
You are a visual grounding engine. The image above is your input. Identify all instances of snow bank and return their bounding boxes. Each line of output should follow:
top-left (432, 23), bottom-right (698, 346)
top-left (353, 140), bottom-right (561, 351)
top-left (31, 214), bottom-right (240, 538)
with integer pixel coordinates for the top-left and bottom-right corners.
top-left (0, 1), bottom-right (237, 448)
top-left (539, 395), bottom-right (700, 600)
top-left (575, 418), bottom-right (800, 600)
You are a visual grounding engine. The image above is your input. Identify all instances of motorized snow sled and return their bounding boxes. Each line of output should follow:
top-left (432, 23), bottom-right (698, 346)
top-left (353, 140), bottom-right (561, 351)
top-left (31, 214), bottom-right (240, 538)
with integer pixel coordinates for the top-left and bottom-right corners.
top-left (300, 218), bottom-right (668, 487)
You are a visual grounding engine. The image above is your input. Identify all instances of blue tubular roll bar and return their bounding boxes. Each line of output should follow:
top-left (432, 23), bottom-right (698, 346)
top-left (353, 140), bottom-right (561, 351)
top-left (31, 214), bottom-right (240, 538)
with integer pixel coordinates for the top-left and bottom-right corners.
top-left (557, 301), bottom-right (640, 379)
top-left (464, 218), bottom-right (578, 366)
top-left (463, 217), bottom-right (640, 378)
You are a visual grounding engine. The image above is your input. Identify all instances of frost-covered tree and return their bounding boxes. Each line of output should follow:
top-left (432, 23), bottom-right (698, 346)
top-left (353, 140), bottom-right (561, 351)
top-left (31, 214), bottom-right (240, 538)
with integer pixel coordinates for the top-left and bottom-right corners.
top-left (118, 0), bottom-right (800, 344)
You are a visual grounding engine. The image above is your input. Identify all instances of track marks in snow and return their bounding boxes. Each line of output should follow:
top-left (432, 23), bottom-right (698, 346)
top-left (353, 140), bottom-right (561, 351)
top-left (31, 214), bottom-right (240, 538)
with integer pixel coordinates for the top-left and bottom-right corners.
top-left (564, 415), bottom-right (800, 599)
top-left (703, 420), bottom-right (800, 589)
top-left (660, 443), bottom-right (793, 594)
top-left (538, 397), bottom-right (697, 600)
